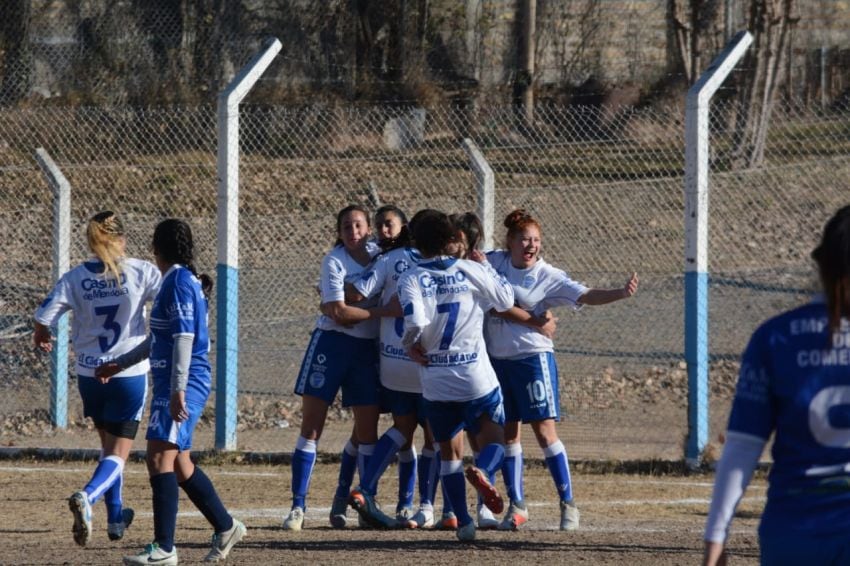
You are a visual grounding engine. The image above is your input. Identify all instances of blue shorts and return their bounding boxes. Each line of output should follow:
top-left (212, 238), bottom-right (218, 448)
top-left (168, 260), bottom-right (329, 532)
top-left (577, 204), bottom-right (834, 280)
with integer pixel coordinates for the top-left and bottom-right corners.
top-left (294, 329), bottom-right (380, 407)
top-left (760, 531), bottom-right (850, 565)
top-left (145, 396), bottom-right (204, 451)
top-left (492, 353), bottom-right (560, 423)
top-left (78, 374), bottom-right (147, 428)
top-left (425, 387), bottom-right (505, 443)
top-left (380, 387), bottom-right (428, 426)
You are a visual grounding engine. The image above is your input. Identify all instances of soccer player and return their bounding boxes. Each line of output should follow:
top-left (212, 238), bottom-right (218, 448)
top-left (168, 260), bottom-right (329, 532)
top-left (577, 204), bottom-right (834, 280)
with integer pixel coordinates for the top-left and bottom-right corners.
top-left (703, 205), bottom-right (850, 565)
top-left (33, 211), bottom-right (160, 547)
top-left (282, 205), bottom-right (383, 531)
top-left (397, 210), bottom-right (515, 542)
top-left (99, 219), bottom-right (246, 565)
top-left (486, 209), bottom-right (638, 531)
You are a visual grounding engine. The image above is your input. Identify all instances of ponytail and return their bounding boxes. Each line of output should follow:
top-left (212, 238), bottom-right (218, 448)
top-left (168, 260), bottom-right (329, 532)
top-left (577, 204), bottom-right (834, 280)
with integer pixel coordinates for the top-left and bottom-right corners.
top-left (87, 211), bottom-right (125, 283)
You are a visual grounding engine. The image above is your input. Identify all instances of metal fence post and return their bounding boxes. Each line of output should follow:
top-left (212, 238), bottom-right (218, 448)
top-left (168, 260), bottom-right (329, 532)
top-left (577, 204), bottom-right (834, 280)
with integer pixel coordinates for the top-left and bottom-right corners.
top-left (216, 37), bottom-right (282, 451)
top-left (35, 147), bottom-right (70, 429)
top-left (684, 31), bottom-right (752, 466)
top-left (462, 138), bottom-right (495, 251)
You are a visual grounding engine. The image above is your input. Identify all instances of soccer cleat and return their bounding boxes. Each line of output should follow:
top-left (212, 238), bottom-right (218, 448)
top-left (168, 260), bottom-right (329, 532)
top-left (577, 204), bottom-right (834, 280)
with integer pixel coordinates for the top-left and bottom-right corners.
top-left (405, 506), bottom-right (435, 529)
top-left (282, 507), bottom-right (305, 531)
top-left (395, 505), bottom-right (415, 527)
top-left (456, 520), bottom-right (476, 542)
top-left (476, 503), bottom-right (500, 530)
top-left (349, 489), bottom-right (396, 529)
top-left (329, 496), bottom-right (349, 529)
top-left (123, 542), bottom-right (178, 566)
top-left (68, 491), bottom-right (92, 547)
top-left (560, 501), bottom-right (580, 531)
top-left (107, 508), bottom-right (135, 541)
top-left (434, 511), bottom-right (458, 530)
top-left (464, 466), bottom-right (504, 514)
top-left (204, 519), bottom-right (247, 562)
top-left (498, 501), bottom-right (529, 531)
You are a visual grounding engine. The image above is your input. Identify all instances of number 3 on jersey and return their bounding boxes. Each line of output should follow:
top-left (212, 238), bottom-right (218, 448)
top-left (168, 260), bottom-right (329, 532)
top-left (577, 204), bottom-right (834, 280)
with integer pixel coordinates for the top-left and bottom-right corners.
top-left (94, 303), bottom-right (121, 352)
top-left (437, 302), bottom-right (460, 350)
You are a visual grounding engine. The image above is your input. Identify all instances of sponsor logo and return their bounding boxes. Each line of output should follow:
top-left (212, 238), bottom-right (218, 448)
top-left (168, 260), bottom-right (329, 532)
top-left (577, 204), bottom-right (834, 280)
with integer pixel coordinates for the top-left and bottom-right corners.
top-left (150, 359), bottom-right (168, 369)
top-left (317, 353), bottom-right (327, 364)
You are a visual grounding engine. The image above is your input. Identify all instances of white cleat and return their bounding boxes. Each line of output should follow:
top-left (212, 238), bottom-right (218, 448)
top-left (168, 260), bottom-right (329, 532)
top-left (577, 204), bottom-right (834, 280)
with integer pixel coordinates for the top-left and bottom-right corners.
top-left (476, 504), bottom-right (500, 530)
top-left (123, 542), bottom-right (178, 566)
top-left (282, 507), bottom-right (305, 531)
top-left (68, 491), bottom-right (92, 547)
top-left (205, 519), bottom-right (247, 562)
top-left (560, 501), bottom-right (580, 531)
top-left (498, 501), bottom-right (529, 531)
top-left (405, 506), bottom-right (434, 529)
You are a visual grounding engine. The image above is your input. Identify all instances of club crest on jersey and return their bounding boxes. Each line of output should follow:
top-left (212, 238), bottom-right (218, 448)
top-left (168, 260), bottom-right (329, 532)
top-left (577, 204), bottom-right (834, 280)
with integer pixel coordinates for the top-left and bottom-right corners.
top-left (522, 274), bottom-right (536, 289)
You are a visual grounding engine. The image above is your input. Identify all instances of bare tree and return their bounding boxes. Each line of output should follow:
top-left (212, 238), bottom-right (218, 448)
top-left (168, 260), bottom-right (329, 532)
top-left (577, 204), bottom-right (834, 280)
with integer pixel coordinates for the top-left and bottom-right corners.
top-left (732, 0), bottom-right (798, 168)
top-left (669, 0), bottom-right (722, 84)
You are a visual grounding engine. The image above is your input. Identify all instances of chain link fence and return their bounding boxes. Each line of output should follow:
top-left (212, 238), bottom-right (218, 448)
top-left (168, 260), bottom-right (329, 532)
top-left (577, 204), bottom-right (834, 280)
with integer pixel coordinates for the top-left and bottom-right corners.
top-left (1, 98), bottom-right (848, 459)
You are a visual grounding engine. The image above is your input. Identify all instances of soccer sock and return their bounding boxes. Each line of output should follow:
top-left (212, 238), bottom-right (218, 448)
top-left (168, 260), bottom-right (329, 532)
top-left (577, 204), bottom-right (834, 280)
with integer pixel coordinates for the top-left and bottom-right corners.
top-left (363, 428), bottom-right (405, 495)
top-left (440, 460), bottom-right (471, 525)
top-left (502, 442), bottom-right (524, 503)
top-left (435, 444), bottom-right (453, 514)
top-left (84, 454), bottom-right (123, 506)
top-left (417, 446), bottom-right (438, 507)
top-left (101, 454), bottom-right (125, 524)
top-left (544, 440), bottom-right (573, 503)
top-left (179, 466), bottom-right (233, 533)
top-left (150, 472), bottom-right (178, 553)
top-left (292, 436), bottom-right (318, 509)
top-left (397, 447), bottom-right (417, 509)
top-left (334, 439), bottom-right (358, 500)
top-left (477, 443), bottom-right (505, 480)
top-left (357, 443), bottom-right (375, 494)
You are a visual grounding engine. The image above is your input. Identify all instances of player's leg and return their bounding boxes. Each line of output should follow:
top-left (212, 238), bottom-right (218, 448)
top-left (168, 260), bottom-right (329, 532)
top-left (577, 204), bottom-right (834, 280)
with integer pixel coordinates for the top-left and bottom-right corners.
top-left (348, 403), bottom-right (397, 528)
top-left (408, 421), bottom-right (439, 528)
top-left (467, 428), bottom-right (498, 529)
top-left (285, 394), bottom-right (328, 529)
top-left (466, 388), bottom-right (506, 517)
top-left (330, 433), bottom-right (358, 528)
top-left (427, 399), bottom-right (473, 540)
top-left (394, 416), bottom-right (419, 522)
top-left (532, 419), bottom-right (579, 530)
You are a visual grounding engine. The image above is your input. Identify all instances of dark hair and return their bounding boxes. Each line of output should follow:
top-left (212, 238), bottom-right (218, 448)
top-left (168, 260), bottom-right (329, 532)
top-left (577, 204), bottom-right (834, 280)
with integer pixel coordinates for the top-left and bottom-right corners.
top-left (333, 204), bottom-right (371, 247)
top-left (450, 212), bottom-right (484, 252)
top-left (375, 204), bottom-right (411, 251)
top-left (812, 205), bottom-right (850, 338)
top-left (153, 218), bottom-right (213, 299)
top-left (411, 210), bottom-right (455, 257)
top-left (503, 208), bottom-right (542, 249)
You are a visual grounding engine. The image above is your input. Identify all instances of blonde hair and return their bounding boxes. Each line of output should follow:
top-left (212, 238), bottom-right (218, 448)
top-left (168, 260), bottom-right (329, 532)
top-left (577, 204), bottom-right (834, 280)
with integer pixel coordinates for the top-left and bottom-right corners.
top-left (86, 211), bottom-right (125, 283)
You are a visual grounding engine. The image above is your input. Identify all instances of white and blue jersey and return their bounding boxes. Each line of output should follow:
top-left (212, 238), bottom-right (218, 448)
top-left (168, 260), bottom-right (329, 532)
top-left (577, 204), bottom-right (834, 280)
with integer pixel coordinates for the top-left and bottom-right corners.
top-left (354, 246), bottom-right (423, 393)
top-left (728, 300), bottom-right (850, 537)
top-left (316, 242), bottom-right (381, 340)
top-left (148, 265), bottom-right (211, 405)
top-left (35, 257), bottom-right (161, 378)
top-left (398, 256), bottom-right (514, 402)
top-left (484, 250), bottom-right (587, 360)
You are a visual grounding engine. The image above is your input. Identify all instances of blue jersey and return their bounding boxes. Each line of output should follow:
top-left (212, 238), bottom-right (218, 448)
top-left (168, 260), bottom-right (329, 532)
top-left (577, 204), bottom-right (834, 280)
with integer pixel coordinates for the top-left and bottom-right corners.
top-left (149, 265), bottom-right (211, 405)
top-left (728, 300), bottom-right (850, 536)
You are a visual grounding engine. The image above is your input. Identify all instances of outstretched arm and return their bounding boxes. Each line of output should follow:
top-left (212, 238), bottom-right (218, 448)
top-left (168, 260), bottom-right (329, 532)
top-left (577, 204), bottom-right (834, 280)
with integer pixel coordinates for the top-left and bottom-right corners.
top-left (578, 272), bottom-right (639, 306)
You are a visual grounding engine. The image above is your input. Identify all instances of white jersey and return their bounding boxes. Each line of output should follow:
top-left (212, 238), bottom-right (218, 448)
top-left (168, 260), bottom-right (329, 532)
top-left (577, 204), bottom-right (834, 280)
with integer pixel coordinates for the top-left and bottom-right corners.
top-left (354, 246), bottom-right (424, 393)
top-left (485, 250), bottom-right (588, 359)
top-left (316, 242), bottom-right (381, 340)
top-left (398, 256), bottom-right (514, 402)
top-left (34, 257), bottom-right (161, 378)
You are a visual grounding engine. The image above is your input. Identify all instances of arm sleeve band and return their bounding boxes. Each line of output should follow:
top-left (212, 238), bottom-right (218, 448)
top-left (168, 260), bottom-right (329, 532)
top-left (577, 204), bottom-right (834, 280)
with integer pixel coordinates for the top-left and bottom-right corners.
top-left (170, 334), bottom-right (194, 393)
top-left (703, 431), bottom-right (765, 543)
top-left (112, 336), bottom-right (151, 370)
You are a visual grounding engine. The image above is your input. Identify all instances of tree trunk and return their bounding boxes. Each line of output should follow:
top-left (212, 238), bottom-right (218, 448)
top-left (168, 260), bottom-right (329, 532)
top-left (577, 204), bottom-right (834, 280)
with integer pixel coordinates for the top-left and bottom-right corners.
top-left (0, 0), bottom-right (32, 105)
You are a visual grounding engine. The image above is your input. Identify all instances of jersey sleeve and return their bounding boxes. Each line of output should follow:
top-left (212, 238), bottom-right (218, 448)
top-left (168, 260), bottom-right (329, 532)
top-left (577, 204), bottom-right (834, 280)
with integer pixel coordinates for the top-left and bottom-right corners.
top-left (166, 274), bottom-right (199, 338)
top-left (352, 255), bottom-right (388, 300)
top-left (320, 253), bottom-right (346, 303)
top-left (398, 271), bottom-right (430, 347)
top-left (534, 265), bottom-right (588, 313)
top-left (726, 325), bottom-right (775, 440)
top-left (467, 261), bottom-right (514, 313)
top-left (34, 274), bottom-right (74, 326)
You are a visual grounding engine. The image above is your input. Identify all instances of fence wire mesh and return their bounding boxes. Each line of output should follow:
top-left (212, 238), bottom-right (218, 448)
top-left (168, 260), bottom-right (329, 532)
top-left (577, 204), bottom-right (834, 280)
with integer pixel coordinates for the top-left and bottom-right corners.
top-left (1, 98), bottom-right (848, 459)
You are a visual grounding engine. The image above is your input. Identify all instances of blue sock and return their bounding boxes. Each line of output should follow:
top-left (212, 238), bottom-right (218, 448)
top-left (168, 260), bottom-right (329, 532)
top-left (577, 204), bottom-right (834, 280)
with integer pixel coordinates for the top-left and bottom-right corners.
top-left (363, 428), bottom-right (405, 495)
top-left (84, 455), bottom-right (123, 506)
top-left (334, 440), bottom-right (358, 499)
top-left (477, 443), bottom-right (505, 479)
top-left (357, 444), bottom-right (375, 494)
top-left (397, 447), bottom-right (416, 509)
top-left (150, 472), bottom-right (178, 553)
top-left (102, 458), bottom-right (124, 524)
top-left (292, 436), bottom-right (317, 509)
top-left (440, 460), bottom-right (470, 525)
top-left (544, 440), bottom-right (573, 502)
top-left (179, 466), bottom-right (233, 533)
top-left (417, 447), bottom-right (438, 507)
top-left (502, 442), bottom-right (524, 503)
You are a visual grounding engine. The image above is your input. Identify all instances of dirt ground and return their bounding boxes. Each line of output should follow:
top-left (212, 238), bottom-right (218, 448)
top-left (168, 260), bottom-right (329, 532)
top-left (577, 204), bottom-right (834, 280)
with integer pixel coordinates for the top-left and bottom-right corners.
top-left (1, 457), bottom-right (763, 565)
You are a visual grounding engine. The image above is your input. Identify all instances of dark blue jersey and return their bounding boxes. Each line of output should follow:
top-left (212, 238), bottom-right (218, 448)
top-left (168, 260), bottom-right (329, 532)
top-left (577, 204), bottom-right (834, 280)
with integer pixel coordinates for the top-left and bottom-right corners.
top-left (149, 265), bottom-right (211, 405)
top-left (729, 300), bottom-right (850, 535)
